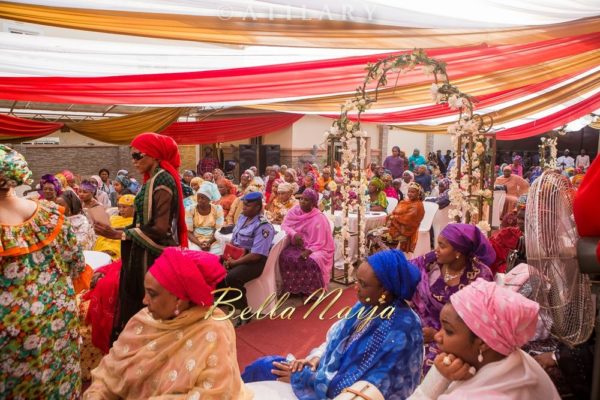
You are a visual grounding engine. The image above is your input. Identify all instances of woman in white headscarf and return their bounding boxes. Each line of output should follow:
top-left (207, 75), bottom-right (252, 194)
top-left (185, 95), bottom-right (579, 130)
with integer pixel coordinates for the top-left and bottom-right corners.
top-left (185, 182), bottom-right (224, 254)
top-left (400, 170), bottom-right (415, 198)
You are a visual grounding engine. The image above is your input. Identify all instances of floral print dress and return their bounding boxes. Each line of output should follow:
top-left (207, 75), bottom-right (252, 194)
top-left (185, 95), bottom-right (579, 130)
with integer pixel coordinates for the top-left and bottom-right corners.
top-left (0, 201), bottom-right (85, 399)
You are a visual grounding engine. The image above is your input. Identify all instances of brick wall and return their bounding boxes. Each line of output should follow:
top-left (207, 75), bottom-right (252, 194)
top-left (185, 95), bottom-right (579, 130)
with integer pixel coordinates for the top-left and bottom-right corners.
top-left (13, 144), bottom-right (198, 183)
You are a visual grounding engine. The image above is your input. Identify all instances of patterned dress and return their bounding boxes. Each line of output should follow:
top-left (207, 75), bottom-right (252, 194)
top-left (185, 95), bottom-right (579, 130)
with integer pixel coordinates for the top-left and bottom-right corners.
top-left (410, 251), bottom-right (493, 374)
top-left (0, 201), bottom-right (85, 399)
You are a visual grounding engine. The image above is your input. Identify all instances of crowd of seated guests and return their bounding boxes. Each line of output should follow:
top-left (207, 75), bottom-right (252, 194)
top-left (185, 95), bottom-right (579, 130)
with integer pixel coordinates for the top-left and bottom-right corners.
top-left (7, 142), bottom-right (596, 400)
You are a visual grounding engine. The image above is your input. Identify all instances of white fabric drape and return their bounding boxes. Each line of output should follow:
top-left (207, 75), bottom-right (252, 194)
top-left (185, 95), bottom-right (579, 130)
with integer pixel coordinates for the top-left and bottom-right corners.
top-left (0, 32), bottom-right (388, 77)
top-left (9, 0), bottom-right (600, 28)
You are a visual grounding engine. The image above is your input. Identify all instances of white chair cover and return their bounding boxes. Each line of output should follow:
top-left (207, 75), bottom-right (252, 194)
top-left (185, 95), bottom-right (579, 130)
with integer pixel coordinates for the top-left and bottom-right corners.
top-left (83, 250), bottom-right (112, 270)
top-left (492, 190), bottom-right (506, 228)
top-left (432, 206), bottom-right (450, 245)
top-left (14, 184), bottom-right (31, 198)
top-left (245, 230), bottom-right (287, 315)
top-left (412, 202), bottom-right (439, 258)
top-left (386, 197), bottom-right (398, 214)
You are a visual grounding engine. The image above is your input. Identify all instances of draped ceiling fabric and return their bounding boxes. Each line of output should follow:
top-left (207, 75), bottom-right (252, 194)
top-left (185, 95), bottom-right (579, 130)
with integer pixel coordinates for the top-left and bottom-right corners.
top-left (0, 110), bottom-right (302, 145)
top-left (1, 2), bottom-right (600, 49)
top-left (161, 113), bottom-right (303, 144)
top-left (0, 34), bottom-right (598, 106)
top-left (0, 113), bottom-right (63, 139)
top-left (9, 0), bottom-right (600, 28)
top-left (0, 1), bottom-right (598, 142)
top-left (65, 107), bottom-right (186, 144)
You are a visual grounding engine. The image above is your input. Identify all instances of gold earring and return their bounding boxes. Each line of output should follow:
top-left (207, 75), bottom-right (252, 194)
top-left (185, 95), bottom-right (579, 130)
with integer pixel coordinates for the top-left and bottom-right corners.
top-left (365, 297), bottom-right (371, 302)
top-left (455, 254), bottom-right (460, 260)
top-left (378, 294), bottom-right (386, 305)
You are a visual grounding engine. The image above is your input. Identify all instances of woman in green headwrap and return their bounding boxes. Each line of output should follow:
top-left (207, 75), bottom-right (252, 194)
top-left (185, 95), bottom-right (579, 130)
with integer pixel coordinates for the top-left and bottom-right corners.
top-left (0, 144), bottom-right (85, 399)
top-left (368, 177), bottom-right (389, 213)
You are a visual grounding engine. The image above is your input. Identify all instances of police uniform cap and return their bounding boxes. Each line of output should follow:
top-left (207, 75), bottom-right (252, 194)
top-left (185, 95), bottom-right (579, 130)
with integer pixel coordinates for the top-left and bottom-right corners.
top-left (242, 192), bottom-right (263, 202)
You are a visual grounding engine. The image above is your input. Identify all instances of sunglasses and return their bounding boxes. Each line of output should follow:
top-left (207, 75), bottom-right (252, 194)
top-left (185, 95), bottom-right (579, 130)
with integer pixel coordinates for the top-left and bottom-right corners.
top-left (131, 152), bottom-right (146, 161)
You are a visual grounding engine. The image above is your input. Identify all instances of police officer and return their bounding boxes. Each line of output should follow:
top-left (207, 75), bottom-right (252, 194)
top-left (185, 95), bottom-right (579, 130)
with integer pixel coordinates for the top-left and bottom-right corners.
top-left (219, 191), bottom-right (275, 313)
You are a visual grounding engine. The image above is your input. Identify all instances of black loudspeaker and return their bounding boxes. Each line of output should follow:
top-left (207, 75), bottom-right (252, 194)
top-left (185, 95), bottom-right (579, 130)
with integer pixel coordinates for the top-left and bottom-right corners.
top-left (260, 144), bottom-right (281, 174)
top-left (238, 144), bottom-right (258, 173)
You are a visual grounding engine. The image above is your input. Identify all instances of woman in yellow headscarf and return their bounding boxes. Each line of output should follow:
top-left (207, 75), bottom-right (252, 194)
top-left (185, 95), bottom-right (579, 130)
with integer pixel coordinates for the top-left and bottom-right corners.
top-left (94, 195), bottom-right (135, 260)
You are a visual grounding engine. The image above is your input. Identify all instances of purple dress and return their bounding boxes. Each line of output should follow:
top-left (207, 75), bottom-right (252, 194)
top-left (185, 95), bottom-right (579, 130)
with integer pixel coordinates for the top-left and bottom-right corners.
top-left (410, 251), bottom-right (493, 374)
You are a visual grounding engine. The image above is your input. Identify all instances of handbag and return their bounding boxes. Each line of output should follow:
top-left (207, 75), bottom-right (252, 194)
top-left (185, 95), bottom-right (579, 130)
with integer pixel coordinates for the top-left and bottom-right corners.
top-left (334, 381), bottom-right (385, 400)
top-left (223, 243), bottom-right (245, 261)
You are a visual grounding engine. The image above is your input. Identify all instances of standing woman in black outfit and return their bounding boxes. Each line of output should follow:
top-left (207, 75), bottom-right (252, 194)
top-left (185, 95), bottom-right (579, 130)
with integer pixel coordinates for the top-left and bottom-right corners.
top-left (94, 132), bottom-right (188, 341)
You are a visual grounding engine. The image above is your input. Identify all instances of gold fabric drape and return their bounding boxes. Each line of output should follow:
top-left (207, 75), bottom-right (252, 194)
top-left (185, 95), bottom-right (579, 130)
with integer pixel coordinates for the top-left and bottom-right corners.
top-left (590, 120), bottom-right (600, 129)
top-left (248, 50), bottom-right (600, 113)
top-left (1, 1), bottom-right (599, 49)
top-left (66, 107), bottom-right (186, 144)
top-left (393, 70), bottom-right (600, 133)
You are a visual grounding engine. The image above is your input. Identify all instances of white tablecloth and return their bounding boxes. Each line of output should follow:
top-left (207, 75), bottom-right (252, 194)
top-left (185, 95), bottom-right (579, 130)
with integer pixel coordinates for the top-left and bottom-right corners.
top-left (331, 211), bottom-right (388, 267)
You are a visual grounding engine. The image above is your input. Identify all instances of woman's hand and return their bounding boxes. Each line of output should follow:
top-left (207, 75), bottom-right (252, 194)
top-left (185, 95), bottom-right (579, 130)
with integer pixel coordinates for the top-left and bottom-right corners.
top-left (94, 223), bottom-right (121, 240)
top-left (293, 233), bottom-right (304, 248)
top-left (300, 249), bottom-right (312, 261)
top-left (271, 361), bottom-right (292, 383)
top-left (91, 272), bottom-right (105, 289)
top-left (422, 327), bottom-right (438, 343)
top-left (290, 357), bottom-right (320, 373)
top-left (434, 353), bottom-right (474, 381)
top-left (199, 241), bottom-right (212, 251)
top-left (534, 352), bottom-right (557, 371)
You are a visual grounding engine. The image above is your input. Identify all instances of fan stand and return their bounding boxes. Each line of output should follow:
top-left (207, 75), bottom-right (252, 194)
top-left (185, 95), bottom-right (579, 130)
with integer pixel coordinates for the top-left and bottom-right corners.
top-left (577, 237), bottom-right (600, 400)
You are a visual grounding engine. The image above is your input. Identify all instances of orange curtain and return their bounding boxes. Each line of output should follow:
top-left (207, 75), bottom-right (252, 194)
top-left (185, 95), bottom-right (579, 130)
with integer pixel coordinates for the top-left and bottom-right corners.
top-left (66, 107), bottom-right (186, 144)
top-left (1, 1), bottom-right (599, 49)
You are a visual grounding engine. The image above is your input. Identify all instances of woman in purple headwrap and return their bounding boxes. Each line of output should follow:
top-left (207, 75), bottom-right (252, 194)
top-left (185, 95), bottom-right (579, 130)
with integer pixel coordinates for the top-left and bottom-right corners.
top-left (410, 223), bottom-right (495, 374)
top-left (39, 174), bottom-right (63, 202)
top-left (279, 189), bottom-right (335, 295)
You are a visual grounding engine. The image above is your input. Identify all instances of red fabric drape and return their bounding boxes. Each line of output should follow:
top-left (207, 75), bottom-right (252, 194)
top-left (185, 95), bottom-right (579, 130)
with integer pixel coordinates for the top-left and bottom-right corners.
top-left (0, 34), bottom-right (598, 105)
top-left (324, 70), bottom-right (582, 123)
top-left (0, 113), bottom-right (63, 137)
top-left (161, 113), bottom-right (303, 144)
top-left (497, 91), bottom-right (600, 140)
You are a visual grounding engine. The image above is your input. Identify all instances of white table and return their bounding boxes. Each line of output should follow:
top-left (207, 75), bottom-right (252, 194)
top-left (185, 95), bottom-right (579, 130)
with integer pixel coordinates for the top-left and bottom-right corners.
top-left (331, 211), bottom-right (388, 267)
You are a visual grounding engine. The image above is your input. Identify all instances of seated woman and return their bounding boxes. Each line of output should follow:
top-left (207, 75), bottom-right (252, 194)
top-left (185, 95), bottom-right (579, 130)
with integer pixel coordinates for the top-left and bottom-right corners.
top-left (94, 194), bottom-right (135, 260)
top-left (183, 177), bottom-right (204, 209)
top-left (90, 175), bottom-right (112, 208)
top-left (295, 173), bottom-right (317, 199)
top-left (488, 212), bottom-right (522, 275)
top-left (79, 179), bottom-right (110, 226)
top-left (84, 247), bottom-right (252, 399)
top-left (372, 183), bottom-right (424, 254)
top-left (186, 183), bottom-right (225, 254)
top-left (244, 250), bottom-right (423, 399)
top-left (316, 167), bottom-right (333, 192)
top-left (265, 168), bottom-right (281, 203)
top-left (284, 169), bottom-right (300, 194)
top-left (367, 177), bottom-right (388, 212)
top-left (400, 170), bottom-right (415, 198)
top-left (494, 165), bottom-right (530, 219)
top-left (238, 170), bottom-right (255, 196)
top-left (411, 223), bottom-right (495, 374)
top-left (279, 189), bottom-right (335, 295)
top-left (318, 180), bottom-right (344, 213)
top-left (425, 178), bottom-right (451, 210)
top-left (40, 173), bottom-right (63, 203)
top-left (382, 173), bottom-right (398, 200)
top-left (408, 279), bottom-right (560, 399)
top-left (56, 190), bottom-right (96, 251)
top-left (109, 175), bottom-right (133, 207)
top-left (225, 186), bottom-right (260, 226)
top-left (216, 178), bottom-right (237, 218)
top-left (265, 182), bottom-right (298, 225)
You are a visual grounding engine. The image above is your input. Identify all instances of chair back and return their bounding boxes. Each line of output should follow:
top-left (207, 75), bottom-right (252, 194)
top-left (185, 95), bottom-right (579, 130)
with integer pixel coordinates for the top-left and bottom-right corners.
top-left (386, 197), bottom-right (398, 214)
top-left (432, 207), bottom-right (450, 244)
top-left (492, 190), bottom-right (506, 228)
top-left (83, 250), bottom-right (112, 270)
top-left (419, 202), bottom-right (439, 231)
